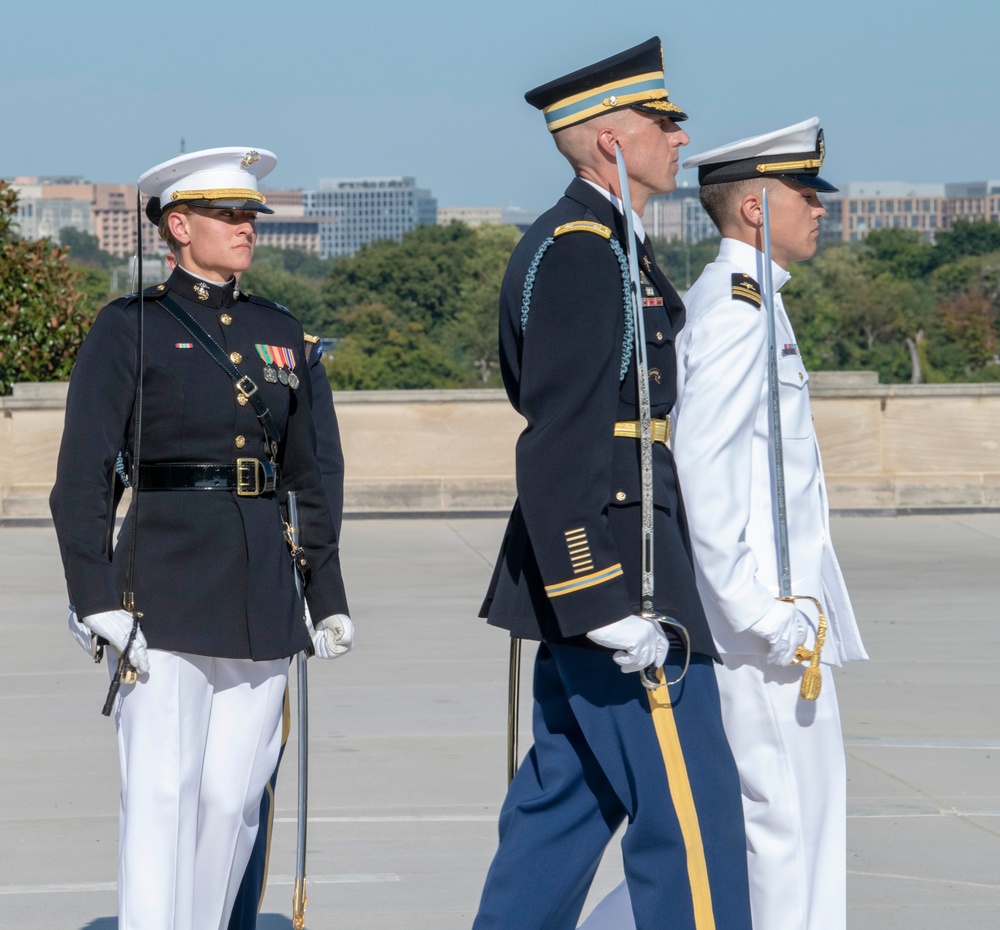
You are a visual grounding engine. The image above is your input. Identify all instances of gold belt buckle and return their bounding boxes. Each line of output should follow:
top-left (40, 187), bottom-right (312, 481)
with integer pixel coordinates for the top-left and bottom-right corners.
top-left (235, 458), bottom-right (261, 496)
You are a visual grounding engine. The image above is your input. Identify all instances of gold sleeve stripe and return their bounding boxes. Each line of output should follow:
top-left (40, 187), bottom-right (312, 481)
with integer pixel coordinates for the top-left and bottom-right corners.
top-left (545, 564), bottom-right (623, 598)
top-left (646, 672), bottom-right (717, 929)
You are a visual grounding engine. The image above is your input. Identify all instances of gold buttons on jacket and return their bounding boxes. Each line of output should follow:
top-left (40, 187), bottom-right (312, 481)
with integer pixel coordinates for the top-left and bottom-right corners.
top-left (235, 435), bottom-right (246, 448)
top-left (655, 331), bottom-right (664, 341)
top-left (236, 393), bottom-right (248, 406)
top-left (221, 314), bottom-right (232, 326)
top-left (615, 491), bottom-right (627, 502)
top-left (229, 351), bottom-right (242, 364)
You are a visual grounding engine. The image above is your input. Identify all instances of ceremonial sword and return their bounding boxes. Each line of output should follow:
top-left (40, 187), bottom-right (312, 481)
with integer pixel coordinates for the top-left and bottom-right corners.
top-left (761, 189), bottom-right (825, 700)
top-left (284, 492), bottom-right (310, 929)
top-left (613, 145), bottom-right (690, 690)
top-left (101, 189), bottom-right (146, 716)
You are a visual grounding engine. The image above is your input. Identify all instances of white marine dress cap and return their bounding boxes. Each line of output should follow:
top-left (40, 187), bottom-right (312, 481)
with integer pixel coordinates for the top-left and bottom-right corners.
top-left (139, 146), bottom-right (277, 223)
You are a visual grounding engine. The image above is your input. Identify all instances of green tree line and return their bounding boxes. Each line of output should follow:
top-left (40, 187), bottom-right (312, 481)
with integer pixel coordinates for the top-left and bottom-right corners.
top-left (3, 175), bottom-right (999, 393)
top-left (654, 222), bottom-right (1000, 384)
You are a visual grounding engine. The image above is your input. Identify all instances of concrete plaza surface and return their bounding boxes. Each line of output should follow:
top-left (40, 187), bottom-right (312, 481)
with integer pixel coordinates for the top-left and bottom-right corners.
top-left (1, 514), bottom-right (998, 929)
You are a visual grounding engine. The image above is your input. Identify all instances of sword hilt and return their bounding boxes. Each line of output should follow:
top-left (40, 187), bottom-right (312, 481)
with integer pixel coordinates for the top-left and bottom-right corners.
top-left (638, 609), bottom-right (691, 690)
top-left (780, 594), bottom-right (827, 701)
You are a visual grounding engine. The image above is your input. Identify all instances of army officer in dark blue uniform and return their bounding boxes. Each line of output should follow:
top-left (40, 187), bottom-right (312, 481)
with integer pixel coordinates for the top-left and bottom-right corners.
top-left (473, 39), bottom-right (751, 930)
top-left (50, 146), bottom-right (353, 930)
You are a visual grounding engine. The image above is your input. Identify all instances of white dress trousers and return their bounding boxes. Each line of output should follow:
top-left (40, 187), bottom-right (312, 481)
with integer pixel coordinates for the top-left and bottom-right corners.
top-left (673, 237), bottom-right (865, 930)
top-left (113, 649), bottom-right (288, 930)
top-left (581, 238), bottom-right (866, 930)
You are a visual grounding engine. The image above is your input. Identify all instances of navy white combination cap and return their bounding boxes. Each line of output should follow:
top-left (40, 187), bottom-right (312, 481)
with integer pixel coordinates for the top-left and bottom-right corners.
top-left (682, 117), bottom-right (837, 191)
top-left (139, 146), bottom-right (277, 224)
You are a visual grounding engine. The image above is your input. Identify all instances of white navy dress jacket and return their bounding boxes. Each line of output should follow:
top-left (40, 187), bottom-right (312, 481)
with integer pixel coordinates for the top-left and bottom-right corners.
top-left (672, 238), bottom-right (867, 665)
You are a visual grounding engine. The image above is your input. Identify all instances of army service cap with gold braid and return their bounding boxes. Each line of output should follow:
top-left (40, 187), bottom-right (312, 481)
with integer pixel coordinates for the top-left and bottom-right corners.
top-left (525, 36), bottom-right (687, 133)
top-left (682, 117), bottom-right (837, 192)
top-left (140, 147), bottom-right (277, 224)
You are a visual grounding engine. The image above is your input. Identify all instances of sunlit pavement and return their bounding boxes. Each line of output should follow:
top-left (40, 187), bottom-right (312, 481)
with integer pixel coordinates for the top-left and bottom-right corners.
top-left (1, 514), bottom-right (998, 929)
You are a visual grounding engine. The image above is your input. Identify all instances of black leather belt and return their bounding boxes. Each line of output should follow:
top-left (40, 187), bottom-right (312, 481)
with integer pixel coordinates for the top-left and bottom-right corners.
top-left (137, 460), bottom-right (279, 497)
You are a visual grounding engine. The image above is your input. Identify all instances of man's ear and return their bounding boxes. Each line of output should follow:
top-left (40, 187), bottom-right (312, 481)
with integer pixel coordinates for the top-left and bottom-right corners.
top-left (595, 127), bottom-right (620, 161)
top-left (740, 190), bottom-right (764, 228)
top-left (166, 210), bottom-right (193, 247)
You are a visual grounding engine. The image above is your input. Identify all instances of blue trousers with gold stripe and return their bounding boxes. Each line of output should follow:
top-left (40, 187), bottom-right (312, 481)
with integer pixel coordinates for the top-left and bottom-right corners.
top-left (473, 644), bottom-right (751, 930)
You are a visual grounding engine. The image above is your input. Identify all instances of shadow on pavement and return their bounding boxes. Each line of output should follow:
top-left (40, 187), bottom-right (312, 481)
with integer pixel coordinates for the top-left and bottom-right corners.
top-left (79, 915), bottom-right (293, 929)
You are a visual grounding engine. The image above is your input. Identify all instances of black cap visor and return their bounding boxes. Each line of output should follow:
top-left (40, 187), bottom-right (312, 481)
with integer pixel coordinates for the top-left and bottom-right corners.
top-left (145, 196), bottom-right (274, 225)
top-left (775, 173), bottom-right (839, 193)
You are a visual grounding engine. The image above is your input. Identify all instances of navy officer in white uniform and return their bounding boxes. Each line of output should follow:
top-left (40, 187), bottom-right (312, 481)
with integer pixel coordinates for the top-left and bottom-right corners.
top-left (51, 146), bottom-right (353, 930)
top-left (584, 118), bottom-right (868, 930)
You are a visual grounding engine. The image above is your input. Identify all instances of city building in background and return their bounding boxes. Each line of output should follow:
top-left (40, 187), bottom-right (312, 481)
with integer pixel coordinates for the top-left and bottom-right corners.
top-left (437, 206), bottom-right (503, 227)
top-left (7, 174), bottom-right (1000, 256)
top-left (9, 176), bottom-right (165, 257)
top-left (830, 181), bottom-right (947, 243)
top-left (256, 189), bottom-right (335, 255)
top-left (303, 177), bottom-right (436, 258)
top-left (646, 186), bottom-right (715, 244)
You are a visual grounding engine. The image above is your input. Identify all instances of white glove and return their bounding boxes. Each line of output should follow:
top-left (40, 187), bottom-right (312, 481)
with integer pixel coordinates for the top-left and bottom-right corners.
top-left (586, 614), bottom-right (669, 674)
top-left (81, 609), bottom-right (150, 675)
top-left (309, 613), bottom-right (354, 659)
top-left (67, 607), bottom-right (93, 655)
top-left (750, 600), bottom-right (809, 666)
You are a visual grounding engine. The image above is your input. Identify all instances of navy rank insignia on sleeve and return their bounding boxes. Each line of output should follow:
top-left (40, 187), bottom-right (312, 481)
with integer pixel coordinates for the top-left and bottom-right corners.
top-left (731, 273), bottom-right (762, 308)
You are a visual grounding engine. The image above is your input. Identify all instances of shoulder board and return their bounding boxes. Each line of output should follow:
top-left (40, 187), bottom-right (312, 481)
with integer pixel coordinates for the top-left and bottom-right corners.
top-left (553, 221), bottom-right (612, 240)
top-left (247, 293), bottom-right (292, 314)
top-left (116, 284), bottom-right (159, 307)
top-left (303, 333), bottom-right (320, 344)
top-left (731, 273), bottom-right (762, 309)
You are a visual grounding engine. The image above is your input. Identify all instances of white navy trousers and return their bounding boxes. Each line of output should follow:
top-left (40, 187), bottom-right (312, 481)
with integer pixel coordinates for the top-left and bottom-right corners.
top-left (112, 649), bottom-right (288, 930)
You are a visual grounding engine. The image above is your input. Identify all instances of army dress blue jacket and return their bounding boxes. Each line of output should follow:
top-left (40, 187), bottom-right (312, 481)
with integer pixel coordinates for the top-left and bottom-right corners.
top-left (481, 178), bottom-right (716, 658)
top-left (50, 266), bottom-right (348, 661)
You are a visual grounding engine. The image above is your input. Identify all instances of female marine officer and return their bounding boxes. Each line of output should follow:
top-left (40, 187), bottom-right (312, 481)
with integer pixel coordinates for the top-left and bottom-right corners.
top-left (50, 146), bottom-right (353, 930)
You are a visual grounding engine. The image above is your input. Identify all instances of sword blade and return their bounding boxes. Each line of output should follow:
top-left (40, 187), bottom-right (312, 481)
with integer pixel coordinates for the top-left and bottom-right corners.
top-left (286, 492), bottom-right (309, 929)
top-left (613, 145), bottom-right (656, 609)
top-left (761, 189), bottom-right (792, 597)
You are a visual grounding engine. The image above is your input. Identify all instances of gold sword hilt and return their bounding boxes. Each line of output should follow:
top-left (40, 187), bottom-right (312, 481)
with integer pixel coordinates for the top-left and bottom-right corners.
top-left (778, 595), bottom-right (827, 701)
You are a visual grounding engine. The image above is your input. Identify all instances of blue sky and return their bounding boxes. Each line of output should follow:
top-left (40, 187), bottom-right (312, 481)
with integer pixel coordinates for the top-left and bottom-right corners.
top-left (2, 0), bottom-right (996, 212)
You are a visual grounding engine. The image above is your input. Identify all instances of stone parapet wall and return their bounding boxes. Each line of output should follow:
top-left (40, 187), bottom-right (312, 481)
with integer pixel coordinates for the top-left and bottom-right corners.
top-left (3, 377), bottom-right (999, 523)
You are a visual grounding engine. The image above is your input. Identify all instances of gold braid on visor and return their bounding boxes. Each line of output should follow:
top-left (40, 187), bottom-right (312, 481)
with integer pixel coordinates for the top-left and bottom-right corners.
top-left (170, 188), bottom-right (266, 203)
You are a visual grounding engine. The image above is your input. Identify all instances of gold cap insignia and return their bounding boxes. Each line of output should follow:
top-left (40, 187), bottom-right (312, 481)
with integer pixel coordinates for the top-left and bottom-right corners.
top-left (241, 151), bottom-right (261, 169)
